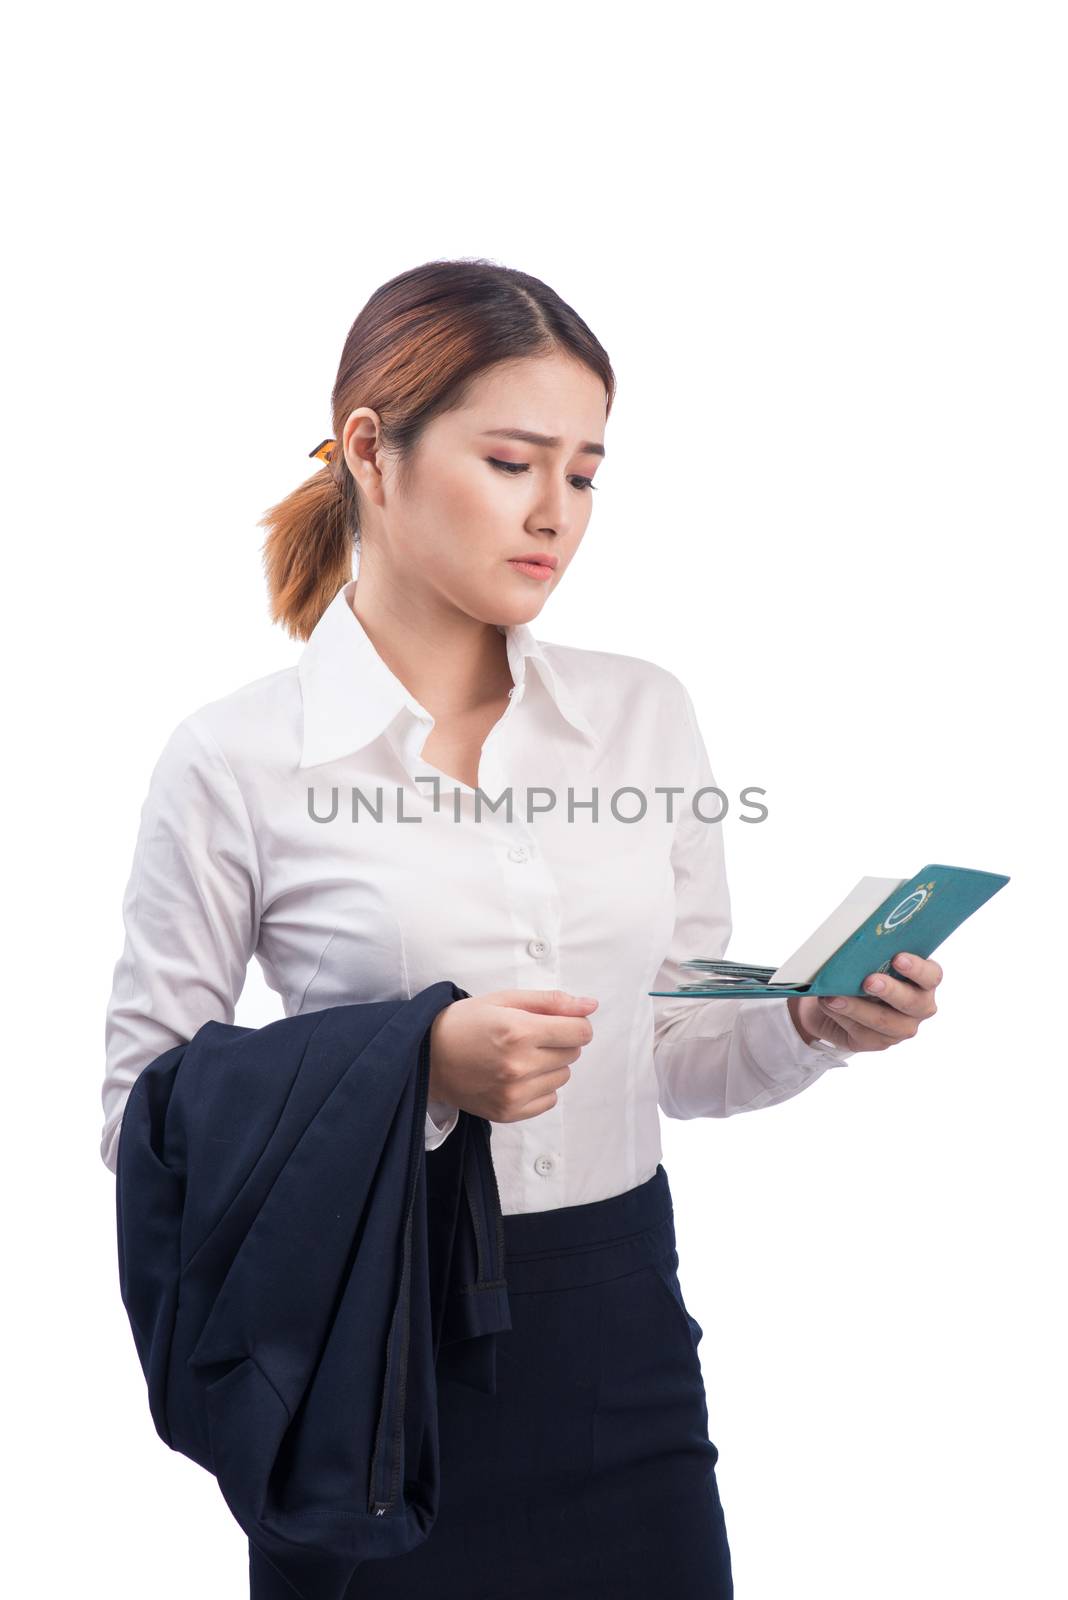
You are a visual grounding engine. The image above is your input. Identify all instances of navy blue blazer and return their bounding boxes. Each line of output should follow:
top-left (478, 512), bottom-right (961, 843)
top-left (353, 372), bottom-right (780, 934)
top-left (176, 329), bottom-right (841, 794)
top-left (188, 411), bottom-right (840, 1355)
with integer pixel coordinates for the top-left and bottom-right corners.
top-left (115, 979), bottom-right (512, 1600)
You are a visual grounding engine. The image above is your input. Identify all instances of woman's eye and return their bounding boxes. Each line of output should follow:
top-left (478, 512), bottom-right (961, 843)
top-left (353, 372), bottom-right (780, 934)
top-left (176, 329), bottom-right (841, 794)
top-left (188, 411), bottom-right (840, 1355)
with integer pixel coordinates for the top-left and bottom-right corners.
top-left (487, 458), bottom-right (598, 493)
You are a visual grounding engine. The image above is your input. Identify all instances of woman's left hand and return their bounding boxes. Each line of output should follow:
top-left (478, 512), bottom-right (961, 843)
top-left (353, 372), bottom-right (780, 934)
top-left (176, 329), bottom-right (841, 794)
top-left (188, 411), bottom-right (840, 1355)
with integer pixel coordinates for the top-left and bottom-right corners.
top-left (787, 951), bottom-right (942, 1053)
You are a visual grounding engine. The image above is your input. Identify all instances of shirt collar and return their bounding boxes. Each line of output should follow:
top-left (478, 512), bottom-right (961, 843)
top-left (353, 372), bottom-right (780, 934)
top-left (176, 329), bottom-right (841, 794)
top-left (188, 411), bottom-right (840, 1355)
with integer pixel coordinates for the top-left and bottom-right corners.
top-left (297, 578), bottom-right (599, 770)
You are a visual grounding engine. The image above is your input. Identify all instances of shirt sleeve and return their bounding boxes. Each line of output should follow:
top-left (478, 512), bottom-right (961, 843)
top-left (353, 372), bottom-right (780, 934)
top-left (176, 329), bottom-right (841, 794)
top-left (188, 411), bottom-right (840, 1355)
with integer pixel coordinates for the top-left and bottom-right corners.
top-left (101, 713), bottom-right (458, 1172)
top-left (651, 678), bottom-right (854, 1120)
top-left (100, 715), bottom-right (263, 1173)
top-left (425, 1098), bottom-right (460, 1150)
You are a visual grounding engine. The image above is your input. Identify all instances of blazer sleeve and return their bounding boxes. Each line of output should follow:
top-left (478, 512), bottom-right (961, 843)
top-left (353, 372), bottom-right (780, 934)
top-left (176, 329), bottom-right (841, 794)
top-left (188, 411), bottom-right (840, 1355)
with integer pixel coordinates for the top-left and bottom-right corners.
top-left (651, 678), bottom-right (854, 1119)
top-left (100, 714), bottom-right (263, 1173)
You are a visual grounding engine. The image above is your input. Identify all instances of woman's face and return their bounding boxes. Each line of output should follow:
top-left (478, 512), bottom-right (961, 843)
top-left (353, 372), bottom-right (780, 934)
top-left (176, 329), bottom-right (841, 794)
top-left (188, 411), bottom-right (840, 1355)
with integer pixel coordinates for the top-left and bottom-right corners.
top-left (343, 351), bottom-right (607, 627)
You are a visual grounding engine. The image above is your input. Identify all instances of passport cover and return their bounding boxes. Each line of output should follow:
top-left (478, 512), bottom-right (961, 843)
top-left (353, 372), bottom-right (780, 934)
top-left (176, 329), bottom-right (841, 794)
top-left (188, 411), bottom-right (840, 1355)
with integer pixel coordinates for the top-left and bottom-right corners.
top-left (648, 863), bottom-right (1009, 998)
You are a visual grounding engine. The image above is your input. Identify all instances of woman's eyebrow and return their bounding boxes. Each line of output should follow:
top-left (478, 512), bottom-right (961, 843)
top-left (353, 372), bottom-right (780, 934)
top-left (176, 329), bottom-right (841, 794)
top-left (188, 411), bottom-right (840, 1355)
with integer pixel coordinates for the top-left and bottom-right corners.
top-left (480, 427), bottom-right (606, 459)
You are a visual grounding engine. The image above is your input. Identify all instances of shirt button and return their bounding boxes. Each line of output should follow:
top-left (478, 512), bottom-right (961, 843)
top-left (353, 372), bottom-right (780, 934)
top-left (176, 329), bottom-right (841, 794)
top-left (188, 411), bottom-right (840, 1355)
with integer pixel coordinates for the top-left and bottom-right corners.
top-left (527, 937), bottom-right (551, 959)
top-left (508, 844), bottom-right (530, 862)
top-left (534, 1154), bottom-right (556, 1176)
top-left (507, 687), bottom-right (516, 698)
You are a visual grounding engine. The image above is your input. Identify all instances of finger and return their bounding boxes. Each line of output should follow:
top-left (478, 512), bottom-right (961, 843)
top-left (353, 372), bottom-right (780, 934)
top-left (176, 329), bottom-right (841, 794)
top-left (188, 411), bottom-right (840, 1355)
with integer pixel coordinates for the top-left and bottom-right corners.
top-left (828, 1012), bottom-right (918, 1051)
top-left (503, 1060), bottom-right (576, 1120)
top-left (860, 970), bottom-right (938, 1019)
top-left (819, 994), bottom-right (922, 1041)
top-left (888, 952), bottom-right (943, 990)
top-left (517, 1089), bottom-right (568, 1119)
top-left (533, 1018), bottom-right (596, 1049)
top-left (523, 1060), bottom-right (578, 1097)
top-left (492, 988), bottom-right (599, 1014)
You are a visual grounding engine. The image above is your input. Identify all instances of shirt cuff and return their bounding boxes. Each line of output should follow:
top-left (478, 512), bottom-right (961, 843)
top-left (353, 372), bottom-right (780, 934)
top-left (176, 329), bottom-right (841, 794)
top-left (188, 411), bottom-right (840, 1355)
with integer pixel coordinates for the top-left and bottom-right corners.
top-left (425, 1098), bottom-right (460, 1150)
top-left (753, 996), bottom-right (856, 1069)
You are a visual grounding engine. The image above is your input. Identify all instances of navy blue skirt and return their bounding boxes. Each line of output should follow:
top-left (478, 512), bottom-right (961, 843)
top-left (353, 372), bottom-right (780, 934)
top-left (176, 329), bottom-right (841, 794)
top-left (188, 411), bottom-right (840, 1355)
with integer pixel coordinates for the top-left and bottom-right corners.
top-left (250, 1163), bottom-right (733, 1598)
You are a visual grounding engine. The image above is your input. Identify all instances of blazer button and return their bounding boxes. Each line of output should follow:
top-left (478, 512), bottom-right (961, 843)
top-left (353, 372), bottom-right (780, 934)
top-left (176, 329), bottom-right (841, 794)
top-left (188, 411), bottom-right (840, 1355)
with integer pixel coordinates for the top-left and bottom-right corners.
top-left (527, 937), bottom-right (550, 959)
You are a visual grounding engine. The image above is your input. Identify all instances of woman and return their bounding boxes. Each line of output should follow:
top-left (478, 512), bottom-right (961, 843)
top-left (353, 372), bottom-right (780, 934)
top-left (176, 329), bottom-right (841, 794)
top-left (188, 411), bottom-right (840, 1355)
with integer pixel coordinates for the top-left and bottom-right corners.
top-left (101, 258), bottom-right (942, 1598)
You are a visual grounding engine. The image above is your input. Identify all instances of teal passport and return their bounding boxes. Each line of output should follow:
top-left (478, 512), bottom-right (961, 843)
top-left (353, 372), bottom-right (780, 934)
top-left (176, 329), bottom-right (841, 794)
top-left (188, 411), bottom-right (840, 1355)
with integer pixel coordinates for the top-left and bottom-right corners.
top-left (648, 863), bottom-right (1009, 998)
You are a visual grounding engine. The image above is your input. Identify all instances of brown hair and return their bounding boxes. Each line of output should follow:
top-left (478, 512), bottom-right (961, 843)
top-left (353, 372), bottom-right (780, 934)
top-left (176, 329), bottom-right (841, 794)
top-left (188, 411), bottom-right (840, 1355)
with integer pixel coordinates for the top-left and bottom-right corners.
top-left (259, 257), bottom-right (617, 641)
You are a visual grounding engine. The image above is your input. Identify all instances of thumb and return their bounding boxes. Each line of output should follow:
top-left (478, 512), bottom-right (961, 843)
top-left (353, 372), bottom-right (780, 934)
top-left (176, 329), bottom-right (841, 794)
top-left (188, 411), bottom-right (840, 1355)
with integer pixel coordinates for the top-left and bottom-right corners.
top-left (485, 988), bottom-right (599, 1015)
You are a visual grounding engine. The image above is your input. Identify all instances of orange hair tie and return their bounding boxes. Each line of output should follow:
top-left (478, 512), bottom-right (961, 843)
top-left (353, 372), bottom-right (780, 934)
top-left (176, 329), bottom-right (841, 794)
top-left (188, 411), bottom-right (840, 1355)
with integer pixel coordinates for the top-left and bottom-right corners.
top-left (309, 438), bottom-right (337, 465)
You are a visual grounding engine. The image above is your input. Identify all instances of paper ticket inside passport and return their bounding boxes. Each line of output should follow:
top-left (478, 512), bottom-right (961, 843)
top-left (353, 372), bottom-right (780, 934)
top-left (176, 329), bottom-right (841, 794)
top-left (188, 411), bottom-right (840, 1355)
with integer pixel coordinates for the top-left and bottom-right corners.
top-left (767, 875), bottom-right (906, 985)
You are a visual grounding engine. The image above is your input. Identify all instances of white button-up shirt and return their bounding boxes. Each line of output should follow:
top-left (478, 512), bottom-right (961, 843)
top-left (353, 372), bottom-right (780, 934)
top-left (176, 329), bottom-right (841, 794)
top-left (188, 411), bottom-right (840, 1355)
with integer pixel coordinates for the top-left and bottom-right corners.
top-left (101, 577), bottom-right (853, 1211)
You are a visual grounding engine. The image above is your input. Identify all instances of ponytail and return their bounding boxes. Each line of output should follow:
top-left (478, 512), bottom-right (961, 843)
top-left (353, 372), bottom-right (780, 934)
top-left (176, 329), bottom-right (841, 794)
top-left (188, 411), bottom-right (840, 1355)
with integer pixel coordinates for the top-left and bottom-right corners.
top-left (259, 459), bottom-right (356, 643)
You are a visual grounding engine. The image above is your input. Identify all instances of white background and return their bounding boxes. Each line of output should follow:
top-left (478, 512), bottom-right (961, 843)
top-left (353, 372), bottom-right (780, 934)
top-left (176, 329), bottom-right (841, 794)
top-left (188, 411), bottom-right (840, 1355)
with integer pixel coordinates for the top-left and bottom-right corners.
top-left (4, 3), bottom-right (1065, 1595)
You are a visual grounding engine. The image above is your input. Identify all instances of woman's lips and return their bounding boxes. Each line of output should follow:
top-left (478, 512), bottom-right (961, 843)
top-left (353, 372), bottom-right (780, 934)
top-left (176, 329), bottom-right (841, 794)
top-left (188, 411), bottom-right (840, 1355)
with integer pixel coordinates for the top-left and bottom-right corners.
top-left (507, 559), bottom-right (554, 581)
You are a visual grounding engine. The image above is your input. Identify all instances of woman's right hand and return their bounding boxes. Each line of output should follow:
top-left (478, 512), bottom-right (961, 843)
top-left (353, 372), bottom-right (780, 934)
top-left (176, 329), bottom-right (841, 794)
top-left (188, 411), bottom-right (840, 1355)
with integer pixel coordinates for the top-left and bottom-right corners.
top-left (427, 990), bottom-right (599, 1123)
